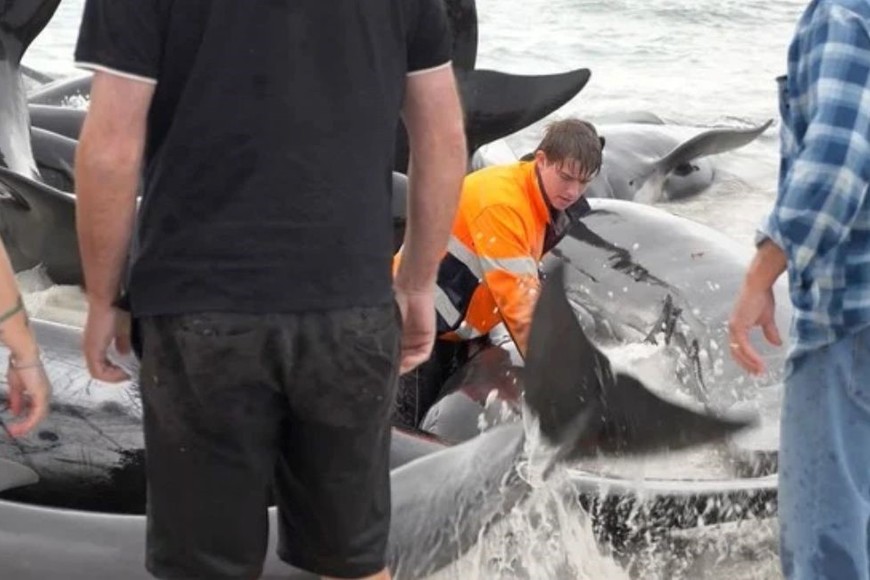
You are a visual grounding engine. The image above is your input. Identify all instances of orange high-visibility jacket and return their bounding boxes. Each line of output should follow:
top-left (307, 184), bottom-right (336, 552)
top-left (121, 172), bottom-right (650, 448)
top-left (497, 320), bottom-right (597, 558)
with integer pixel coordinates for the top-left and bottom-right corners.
top-left (395, 161), bottom-right (556, 356)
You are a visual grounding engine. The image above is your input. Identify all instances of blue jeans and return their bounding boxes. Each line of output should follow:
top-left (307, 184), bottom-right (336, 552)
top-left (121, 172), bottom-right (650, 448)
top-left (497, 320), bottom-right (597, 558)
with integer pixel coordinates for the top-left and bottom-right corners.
top-left (779, 325), bottom-right (870, 579)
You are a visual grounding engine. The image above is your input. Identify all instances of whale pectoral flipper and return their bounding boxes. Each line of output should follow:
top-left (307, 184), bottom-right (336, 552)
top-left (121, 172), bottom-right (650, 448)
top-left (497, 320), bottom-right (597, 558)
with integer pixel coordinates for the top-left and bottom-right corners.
top-left (654, 119), bottom-right (775, 178)
top-left (525, 263), bottom-right (754, 461)
top-left (0, 458), bottom-right (39, 492)
top-left (0, 165), bottom-right (81, 285)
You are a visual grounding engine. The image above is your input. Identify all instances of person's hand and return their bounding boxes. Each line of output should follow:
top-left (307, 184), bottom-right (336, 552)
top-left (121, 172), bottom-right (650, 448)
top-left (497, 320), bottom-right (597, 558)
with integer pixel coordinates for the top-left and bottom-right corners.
top-left (83, 303), bottom-right (132, 382)
top-left (5, 356), bottom-right (51, 437)
top-left (394, 287), bottom-right (435, 375)
top-left (728, 280), bottom-right (782, 375)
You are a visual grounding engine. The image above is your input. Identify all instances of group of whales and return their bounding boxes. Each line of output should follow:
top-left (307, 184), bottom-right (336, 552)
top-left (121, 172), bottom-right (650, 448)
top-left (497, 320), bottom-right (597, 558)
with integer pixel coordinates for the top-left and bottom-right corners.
top-left (0, 0), bottom-right (780, 577)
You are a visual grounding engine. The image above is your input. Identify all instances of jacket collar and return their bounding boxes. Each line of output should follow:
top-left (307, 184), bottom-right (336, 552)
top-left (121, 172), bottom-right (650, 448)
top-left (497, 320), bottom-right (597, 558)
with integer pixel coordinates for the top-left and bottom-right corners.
top-left (521, 160), bottom-right (553, 226)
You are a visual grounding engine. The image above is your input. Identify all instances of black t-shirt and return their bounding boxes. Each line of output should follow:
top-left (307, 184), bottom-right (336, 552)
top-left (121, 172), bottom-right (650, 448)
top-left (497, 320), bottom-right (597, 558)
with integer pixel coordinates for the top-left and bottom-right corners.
top-left (74, 0), bottom-right (451, 316)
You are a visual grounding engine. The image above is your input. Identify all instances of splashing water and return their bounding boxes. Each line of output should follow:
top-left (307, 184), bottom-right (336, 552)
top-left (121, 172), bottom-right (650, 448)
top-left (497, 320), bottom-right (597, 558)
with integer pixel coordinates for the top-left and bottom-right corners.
top-left (16, 265), bottom-right (87, 328)
top-left (422, 472), bottom-right (629, 580)
top-left (423, 414), bottom-right (630, 580)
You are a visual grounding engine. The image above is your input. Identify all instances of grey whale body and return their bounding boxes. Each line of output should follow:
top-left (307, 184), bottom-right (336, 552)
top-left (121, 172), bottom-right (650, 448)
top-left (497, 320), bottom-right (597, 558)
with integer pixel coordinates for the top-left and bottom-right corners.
top-left (0, 264), bottom-right (751, 579)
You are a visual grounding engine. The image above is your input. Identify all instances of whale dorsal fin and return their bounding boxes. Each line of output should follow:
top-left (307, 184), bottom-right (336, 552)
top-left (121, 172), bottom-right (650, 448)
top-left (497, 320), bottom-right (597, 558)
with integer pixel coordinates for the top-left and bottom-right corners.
top-left (0, 0), bottom-right (61, 65)
top-left (444, 0), bottom-right (478, 71)
top-left (458, 68), bottom-right (591, 154)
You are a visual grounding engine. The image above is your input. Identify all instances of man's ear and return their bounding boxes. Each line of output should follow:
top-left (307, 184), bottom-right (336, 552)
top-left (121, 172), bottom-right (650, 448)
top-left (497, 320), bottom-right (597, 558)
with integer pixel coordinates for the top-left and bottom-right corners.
top-left (599, 136), bottom-right (606, 151)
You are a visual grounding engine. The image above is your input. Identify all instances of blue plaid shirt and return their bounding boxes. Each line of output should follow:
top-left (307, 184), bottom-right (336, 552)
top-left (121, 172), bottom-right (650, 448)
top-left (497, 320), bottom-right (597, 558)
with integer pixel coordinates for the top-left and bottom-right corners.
top-left (761, 0), bottom-right (870, 356)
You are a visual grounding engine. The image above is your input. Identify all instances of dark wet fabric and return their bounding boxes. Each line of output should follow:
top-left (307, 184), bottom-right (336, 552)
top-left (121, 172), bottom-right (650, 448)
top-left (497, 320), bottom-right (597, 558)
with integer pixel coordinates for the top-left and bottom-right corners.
top-left (75, 0), bottom-right (451, 317)
top-left (393, 337), bottom-right (487, 429)
top-left (138, 305), bottom-right (400, 579)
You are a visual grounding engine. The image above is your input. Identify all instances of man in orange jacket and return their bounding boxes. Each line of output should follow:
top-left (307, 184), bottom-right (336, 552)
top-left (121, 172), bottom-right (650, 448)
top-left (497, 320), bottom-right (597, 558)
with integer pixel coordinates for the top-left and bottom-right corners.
top-left (394, 118), bottom-right (603, 428)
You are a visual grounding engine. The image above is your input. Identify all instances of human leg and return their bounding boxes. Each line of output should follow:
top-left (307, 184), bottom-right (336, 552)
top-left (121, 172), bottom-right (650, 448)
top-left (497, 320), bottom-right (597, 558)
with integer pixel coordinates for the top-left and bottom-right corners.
top-left (139, 314), bottom-right (285, 579)
top-left (778, 326), bottom-right (870, 580)
top-left (274, 304), bottom-right (400, 579)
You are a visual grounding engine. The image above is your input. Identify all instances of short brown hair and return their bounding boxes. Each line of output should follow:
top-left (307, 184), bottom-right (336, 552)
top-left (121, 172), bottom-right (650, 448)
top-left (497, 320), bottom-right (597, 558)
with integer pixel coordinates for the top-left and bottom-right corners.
top-left (535, 118), bottom-right (603, 180)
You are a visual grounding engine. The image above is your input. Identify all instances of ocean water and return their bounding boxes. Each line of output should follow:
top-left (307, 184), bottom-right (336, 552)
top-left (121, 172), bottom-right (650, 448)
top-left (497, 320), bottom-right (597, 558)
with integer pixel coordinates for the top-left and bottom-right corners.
top-left (20, 1), bottom-right (805, 578)
top-left (25, 0), bottom-right (805, 246)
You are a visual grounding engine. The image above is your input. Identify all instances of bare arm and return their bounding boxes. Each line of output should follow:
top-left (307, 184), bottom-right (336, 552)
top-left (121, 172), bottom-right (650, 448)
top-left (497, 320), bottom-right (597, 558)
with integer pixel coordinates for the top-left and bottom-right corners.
top-left (76, 71), bottom-right (154, 308)
top-left (395, 65), bottom-right (466, 292)
top-left (76, 71), bottom-right (154, 381)
top-left (728, 240), bottom-right (787, 374)
top-left (0, 238), bottom-right (52, 437)
top-left (0, 242), bottom-right (38, 363)
top-left (393, 65), bottom-right (466, 373)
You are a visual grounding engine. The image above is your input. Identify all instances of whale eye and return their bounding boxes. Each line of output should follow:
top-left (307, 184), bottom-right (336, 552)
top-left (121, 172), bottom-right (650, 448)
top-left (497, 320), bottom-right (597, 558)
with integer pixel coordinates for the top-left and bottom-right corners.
top-left (673, 163), bottom-right (698, 177)
top-left (38, 430), bottom-right (59, 442)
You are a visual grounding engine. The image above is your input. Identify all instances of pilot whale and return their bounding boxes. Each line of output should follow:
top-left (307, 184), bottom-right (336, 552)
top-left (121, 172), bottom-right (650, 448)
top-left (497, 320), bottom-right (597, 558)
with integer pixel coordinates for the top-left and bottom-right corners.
top-left (0, 263), bottom-right (750, 578)
top-left (420, 199), bottom-right (788, 488)
top-left (476, 118), bottom-right (774, 204)
top-left (587, 120), bottom-right (774, 202)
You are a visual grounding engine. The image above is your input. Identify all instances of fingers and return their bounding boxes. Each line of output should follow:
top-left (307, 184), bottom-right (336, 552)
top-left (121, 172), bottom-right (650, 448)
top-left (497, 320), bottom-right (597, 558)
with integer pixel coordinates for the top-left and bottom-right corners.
top-left (84, 341), bottom-right (130, 382)
top-left (394, 290), bottom-right (435, 374)
top-left (83, 307), bottom-right (131, 382)
top-left (84, 333), bottom-right (131, 383)
top-left (729, 339), bottom-right (765, 375)
top-left (399, 340), bottom-right (432, 375)
top-left (728, 323), bottom-right (766, 375)
top-left (728, 286), bottom-right (782, 376)
top-left (6, 370), bottom-right (23, 416)
top-left (762, 320), bottom-right (783, 347)
top-left (5, 367), bottom-right (51, 438)
top-left (86, 354), bottom-right (131, 383)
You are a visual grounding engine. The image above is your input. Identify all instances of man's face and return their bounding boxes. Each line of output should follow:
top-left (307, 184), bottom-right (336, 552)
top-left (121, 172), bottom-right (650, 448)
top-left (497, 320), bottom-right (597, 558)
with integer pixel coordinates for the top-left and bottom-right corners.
top-left (535, 151), bottom-right (592, 211)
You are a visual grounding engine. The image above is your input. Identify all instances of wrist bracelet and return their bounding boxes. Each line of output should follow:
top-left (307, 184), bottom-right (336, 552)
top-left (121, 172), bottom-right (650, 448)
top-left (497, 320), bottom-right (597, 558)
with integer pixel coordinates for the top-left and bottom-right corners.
top-left (11, 361), bottom-right (43, 371)
top-left (10, 354), bottom-right (42, 371)
top-left (0, 296), bottom-right (25, 326)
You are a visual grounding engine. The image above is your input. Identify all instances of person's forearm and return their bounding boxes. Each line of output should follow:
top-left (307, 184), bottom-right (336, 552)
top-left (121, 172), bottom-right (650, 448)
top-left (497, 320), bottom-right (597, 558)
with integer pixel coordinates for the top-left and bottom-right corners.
top-left (397, 139), bottom-right (466, 291)
top-left (0, 241), bottom-right (39, 362)
top-left (75, 130), bottom-right (141, 309)
top-left (745, 239), bottom-right (787, 292)
top-left (396, 66), bottom-right (467, 292)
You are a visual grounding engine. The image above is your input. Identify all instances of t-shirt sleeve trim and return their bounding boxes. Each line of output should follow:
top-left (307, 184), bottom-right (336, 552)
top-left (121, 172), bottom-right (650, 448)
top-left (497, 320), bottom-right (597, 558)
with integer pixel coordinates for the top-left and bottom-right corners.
top-left (75, 61), bottom-right (158, 85)
top-left (407, 60), bottom-right (452, 77)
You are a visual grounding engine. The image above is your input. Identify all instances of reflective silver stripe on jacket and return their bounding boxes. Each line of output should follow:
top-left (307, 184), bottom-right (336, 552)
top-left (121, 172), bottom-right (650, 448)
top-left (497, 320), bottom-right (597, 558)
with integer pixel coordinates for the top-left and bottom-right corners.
top-left (435, 286), bottom-right (462, 328)
top-left (447, 235), bottom-right (482, 279)
top-left (453, 321), bottom-right (484, 340)
top-left (479, 255), bottom-right (539, 276)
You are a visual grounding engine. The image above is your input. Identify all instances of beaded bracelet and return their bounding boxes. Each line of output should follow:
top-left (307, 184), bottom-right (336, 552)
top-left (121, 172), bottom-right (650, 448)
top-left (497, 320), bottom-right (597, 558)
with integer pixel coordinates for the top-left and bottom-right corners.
top-left (0, 296), bottom-right (24, 326)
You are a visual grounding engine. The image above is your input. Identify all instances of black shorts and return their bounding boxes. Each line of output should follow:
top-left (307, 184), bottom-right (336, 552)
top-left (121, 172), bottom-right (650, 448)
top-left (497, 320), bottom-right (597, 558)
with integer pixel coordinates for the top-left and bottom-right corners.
top-left (137, 304), bottom-right (400, 579)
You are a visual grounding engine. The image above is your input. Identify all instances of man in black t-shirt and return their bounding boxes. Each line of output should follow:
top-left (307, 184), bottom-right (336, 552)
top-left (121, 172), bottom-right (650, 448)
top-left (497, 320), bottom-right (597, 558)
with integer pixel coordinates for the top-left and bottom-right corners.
top-left (73, 2), bottom-right (466, 579)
